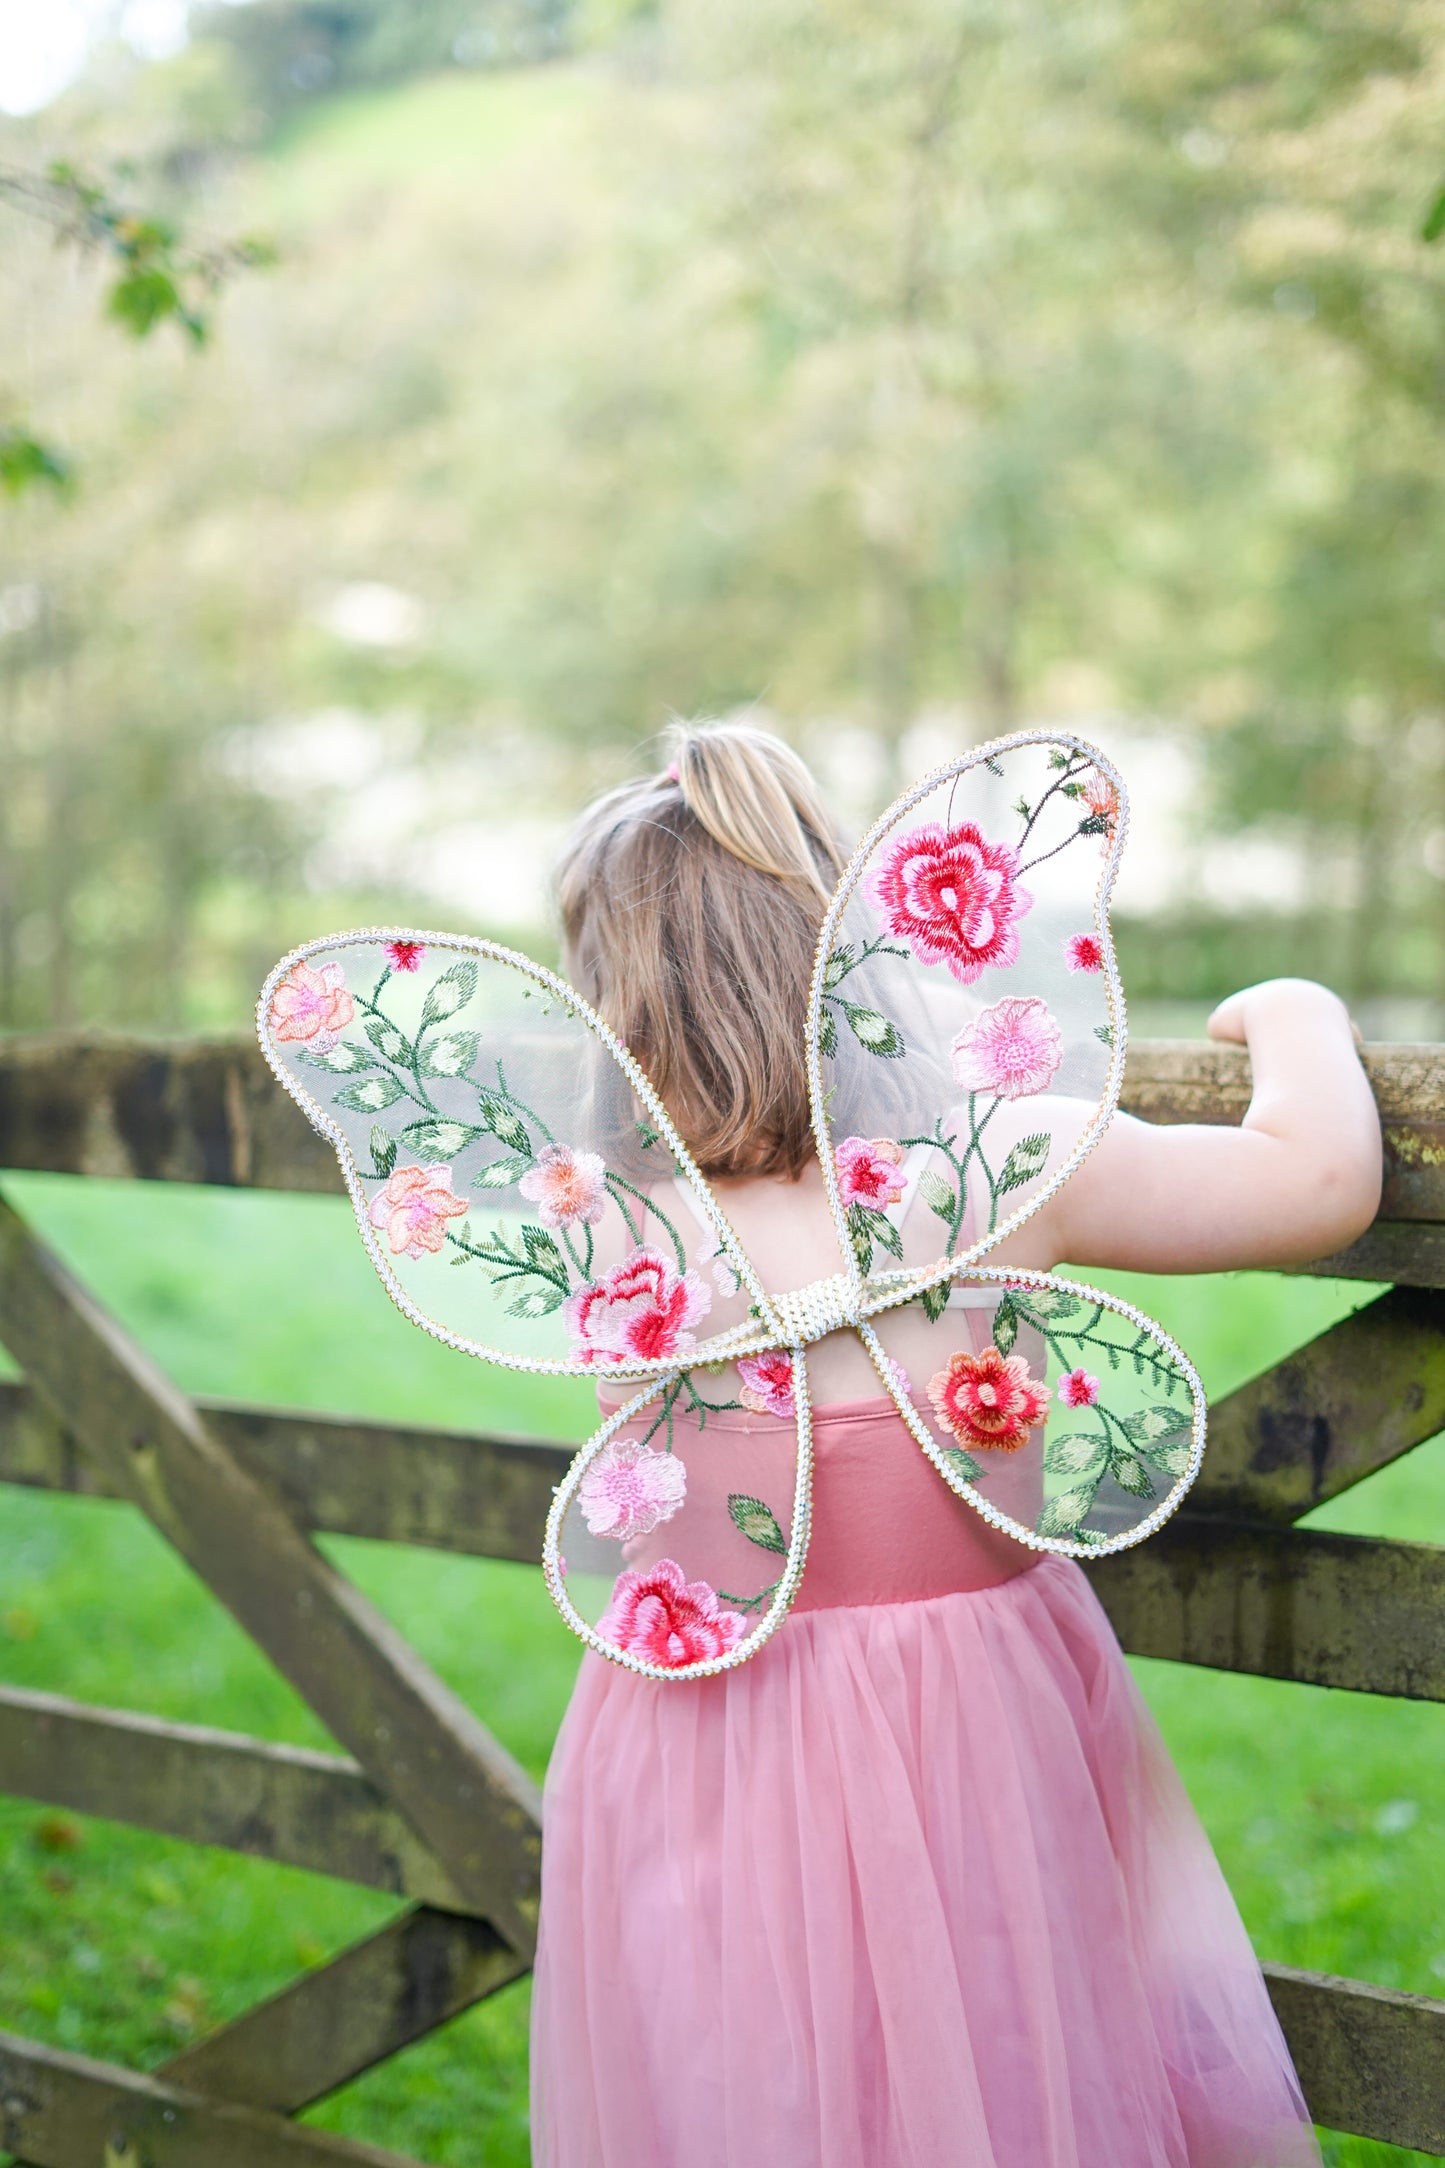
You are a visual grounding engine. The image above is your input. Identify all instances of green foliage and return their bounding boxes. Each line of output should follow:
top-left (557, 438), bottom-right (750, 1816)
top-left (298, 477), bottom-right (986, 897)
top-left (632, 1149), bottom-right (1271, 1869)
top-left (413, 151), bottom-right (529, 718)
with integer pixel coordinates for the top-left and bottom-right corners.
top-left (0, 429), bottom-right (69, 496)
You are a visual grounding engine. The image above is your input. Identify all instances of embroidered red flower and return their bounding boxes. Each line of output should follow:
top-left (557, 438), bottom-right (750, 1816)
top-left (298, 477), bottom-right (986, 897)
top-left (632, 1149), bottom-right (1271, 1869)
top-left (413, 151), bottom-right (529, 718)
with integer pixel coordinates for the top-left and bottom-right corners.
top-left (367, 1161), bottom-right (469, 1260)
top-left (564, 1245), bottom-right (712, 1366)
top-left (1057, 1367), bottom-right (1100, 1407)
top-left (737, 1351), bottom-right (796, 1419)
top-left (385, 940), bottom-right (426, 972)
top-left (578, 1437), bottom-right (687, 1540)
top-left (951, 996), bottom-right (1063, 1100)
top-left (834, 1135), bottom-right (907, 1208)
top-left (928, 1344), bottom-right (1050, 1453)
top-left (269, 959), bottom-right (355, 1053)
top-left (866, 821), bottom-right (1032, 984)
top-left (598, 1558), bottom-right (747, 1667)
top-left (1065, 932), bottom-right (1103, 973)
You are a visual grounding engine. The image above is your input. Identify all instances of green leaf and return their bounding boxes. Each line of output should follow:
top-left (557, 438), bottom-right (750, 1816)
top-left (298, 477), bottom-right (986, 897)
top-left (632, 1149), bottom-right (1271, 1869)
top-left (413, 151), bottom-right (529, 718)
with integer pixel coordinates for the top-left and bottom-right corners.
top-left (728, 1493), bottom-right (788, 1555)
top-left (636, 1121), bottom-right (661, 1149)
top-left (364, 1015), bottom-right (411, 1064)
top-left (940, 1445), bottom-right (982, 1485)
top-left (477, 1095), bottom-right (530, 1154)
top-left (370, 1126), bottom-right (397, 1179)
top-left (1141, 1439), bottom-right (1192, 1479)
top-left (522, 1225), bottom-right (565, 1271)
top-left (1423, 184), bottom-right (1445, 243)
top-left (1123, 1404), bottom-right (1185, 1445)
top-left (920, 1278), bottom-right (950, 1323)
top-left (302, 1040), bottom-right (376, 1074)
top-left (1078, 812), bottom-right (1110, 838)
top-left (991, 1291), bottom-right (1018, 1354)
top-left (823, 944), bottom-right (854, 991)
top-left (1109, 1451), bottom-right (1156, 1499)
top-left (107, 265), bottom-right (183, 338)
top-left (839, 1002), bottom-right (904, 1058)
top-left (507, 1285), bottom-right (565, 1318)
top-left (918, 1169), bottom-right (956, 1222)
top-left (1037, 1484), bottom-right (1097, 1536)
top-left (818, 1006), bottom-right (838, 1058)
top-left (1022, 1288), bottom-right (1080, 1321)
top-left (1094, 1023), bottom-right (1114, 1049)
top-left (1044, 1431), bottom-right (1106, 1475)
top-left (334, 1075), bottom-right (405, 1113)
top-left (401, 1117), bottom-right (485, 1158)
top-left (474, 1153), bottom-right (531, 1188)
top-left (419, 1030), bottom-right (480, 1079)
top-left (996, 1132), bottom-right (1050, 1197)
top-left (0, 429), bottom-right (70, 495)
top-left (421, 960), bottom-right (478, 1026)
top-left (871, 1210), bottom-right (903, 1260)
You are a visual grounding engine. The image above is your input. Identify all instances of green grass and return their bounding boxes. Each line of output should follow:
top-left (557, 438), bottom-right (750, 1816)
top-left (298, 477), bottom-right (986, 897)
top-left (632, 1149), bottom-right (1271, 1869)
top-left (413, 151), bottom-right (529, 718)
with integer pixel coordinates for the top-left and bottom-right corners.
top-left (0, 1171), bottom-right (1441, 2166)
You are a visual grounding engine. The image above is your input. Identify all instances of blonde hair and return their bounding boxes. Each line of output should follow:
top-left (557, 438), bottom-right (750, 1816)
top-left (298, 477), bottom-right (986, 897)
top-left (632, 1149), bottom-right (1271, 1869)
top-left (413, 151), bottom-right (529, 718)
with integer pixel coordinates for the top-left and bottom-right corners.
top-left (557, 721), bottom-right (845, 1179)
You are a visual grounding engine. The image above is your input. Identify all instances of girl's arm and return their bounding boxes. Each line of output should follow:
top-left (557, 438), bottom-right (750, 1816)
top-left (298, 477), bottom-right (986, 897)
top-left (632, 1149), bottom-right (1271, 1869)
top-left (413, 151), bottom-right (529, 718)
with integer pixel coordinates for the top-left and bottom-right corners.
top-left (1037, 979), bottom-right (1383, 1275)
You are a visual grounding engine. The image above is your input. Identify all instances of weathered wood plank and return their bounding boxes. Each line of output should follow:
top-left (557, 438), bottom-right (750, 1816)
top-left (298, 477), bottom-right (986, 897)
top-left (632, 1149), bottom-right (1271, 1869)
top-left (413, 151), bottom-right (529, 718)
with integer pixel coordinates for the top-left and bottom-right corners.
top-left (1089, 1520), bottom-right (1445, 1700)
top-left (0, 2028), bottom-right (422, 2167)
top-left (1191, 1287), bottom-right (1445, 1521)
top-left (1263, 1965), bottom-right (1445, 2155)
top-left (1298, 1219), bottom-right (1445, 1288)
top-left (0, 1686), bottom-right (469, 1908)
top-left (0, 1194), bottom-right (542, 1955)
top-left (162, 1909), bottom-right (527, 2113)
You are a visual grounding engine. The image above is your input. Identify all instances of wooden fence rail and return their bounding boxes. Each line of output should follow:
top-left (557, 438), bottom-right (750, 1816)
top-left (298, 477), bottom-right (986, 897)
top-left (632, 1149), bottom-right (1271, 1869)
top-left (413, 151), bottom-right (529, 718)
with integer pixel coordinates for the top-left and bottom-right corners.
top-left (0, 1033), bottom-right (1441, 2164)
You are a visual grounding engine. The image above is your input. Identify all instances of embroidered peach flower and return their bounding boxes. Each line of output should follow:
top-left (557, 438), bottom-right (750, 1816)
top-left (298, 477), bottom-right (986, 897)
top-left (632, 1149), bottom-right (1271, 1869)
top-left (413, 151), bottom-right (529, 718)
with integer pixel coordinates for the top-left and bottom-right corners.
top-left (519, 1143), bottom-right (608, 1230)
top-left (866, 821), bottom-right (1033, 984)
top-left (928, 1344), bottom-right (1051, 1453)
top-left (834, 1135), bottom-right (907, 1208)
top-left (564, 1245), bottom-right (712, 1366)
top-left (737, 1351), bottom-right (796, 1419)
top-left (385, 939), bottom-right (426, 972)
top-left (1057, 1367), bottom-right (1100, 1407)
top-left (1065, 932), bottom-right (1103, 973)
top-left (269, 959), bottom-right (355, 1053)
top-left (368, 1162), bottom-right (469, 1260)
top-left (1082, 770), bottom-right (1119, 843)
top-left (951, 996), bottom-right (1063, 1100)
top-left (598, 1558), bottom-right (747, 1667)
top-left (578, 1437), bottom-right (687, 1540)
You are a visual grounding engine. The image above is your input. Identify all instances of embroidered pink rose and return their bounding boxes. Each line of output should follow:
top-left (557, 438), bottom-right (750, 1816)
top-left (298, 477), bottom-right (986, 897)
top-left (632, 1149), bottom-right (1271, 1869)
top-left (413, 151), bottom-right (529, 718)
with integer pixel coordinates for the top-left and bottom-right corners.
top-left (519, 1143), bottom-right (608, 1230)
top-left (1058, 1368), bottom-right (1100, 1408)
top-left (269, 959), bottom-right (355, 1053)
top-left (598, 1558), bottom-right (747, 1667)
top-left (866, 821), bottom-right (1032, 984)
top-left (834, 1134), bottom-right (907, 1209)
top-left (1082, 770), bottom-right (1119, 843)
top-left (564, 1245), bottom-right (712, 1366)
top-left (385, 939), bottom-right (425, 972)
top-left (1065, 932), bottom-right (1103, 974)
top-left (578, 1437), bottom-right (687, 1540)
top-left (928, 1345), bottom-right (1051, 1454)
top-left (951, 996), bottom-right (1063, 1100)
top-left (368, 1162), bottom-right (469, 1259)
top-left (737, 1351), bottom-right (796, 1419)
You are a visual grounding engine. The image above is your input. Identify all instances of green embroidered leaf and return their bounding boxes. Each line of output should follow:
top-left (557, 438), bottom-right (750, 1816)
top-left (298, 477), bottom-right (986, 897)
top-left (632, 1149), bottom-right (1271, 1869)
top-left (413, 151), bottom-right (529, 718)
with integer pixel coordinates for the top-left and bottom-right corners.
top-left (1044, 1430), bottom-right (1106, 1475)
top-left (369, 1125), bottom-right (397, 1179)
top-left (1022, 1288), bottom-right (1081, 1321)
top-left (334, 1075), bottom-right (405, 1113)
top-left (635, 1120), bottom-right (660, 1149)
top-left (1013, 794), bottom-right (1031, 819)
top-left (1046, 750), bottom-right (1069, 771)
top-left (303, 1040), bottom-right (376, 1074)
top-left (420, 960), bottom-right (478, 1026)
top-left (521, 1224), bottom-right (565, 1272)
top-left (1121, 1403), bottom-right (1186, 1445)
top-left (918, 1170), bottom-right (956, 1222)
top-left (840, 1001), bottom-right (904, 1058)
top-left (986, 755), bottom-right (1005, 776)
top-left (1108, 1450), bottom-right (1156, 1499)
top-left (846, 1203), bottom-right (875, 1272)
top-left (940, 1444), bottom-right (982, 1485)
top-left (419, 1030), bottom-right (480, 1079)
top-left (920, 1277), bottom-right (950, 1324)
top-left (728, 1493), bottom-right (788, 1555)
top-left (818, 1006), bottom-right (838, 1059)
top-left (991, 1291), bottom-right (1019, 1354)
top-left (1078, 812), bottom-right (1111, 837)
top-left (1094, 1023), bottom-right (1114, 1048)
top-left (1037, 1483), bottom-right (1097, 1536)
top-left (996, 1132), bottom-right (1050, 1197)
top-left (364, 1015), bottom-right (411, 1065)
top-left (1141, 1438), bottom-right (1191, 1478)
top-left (823, 943), bottom-right (854, 992)
top-left (473, 1153), bottom-right (531, 1189)
top-left (401, 1116), bottom-right (486, 1159)
top-left (507, 1285), bottom-right (564, 1318)
top-left (477, 1095), bottom-right (530, 1154)
top-left (871, 1210), bottom-right (903, 1260)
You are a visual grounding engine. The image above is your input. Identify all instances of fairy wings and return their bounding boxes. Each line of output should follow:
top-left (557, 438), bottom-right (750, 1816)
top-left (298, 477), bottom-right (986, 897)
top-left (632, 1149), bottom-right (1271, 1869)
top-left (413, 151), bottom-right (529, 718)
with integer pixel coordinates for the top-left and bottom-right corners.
top-left (256, 728), bottom-right (1206, 1682)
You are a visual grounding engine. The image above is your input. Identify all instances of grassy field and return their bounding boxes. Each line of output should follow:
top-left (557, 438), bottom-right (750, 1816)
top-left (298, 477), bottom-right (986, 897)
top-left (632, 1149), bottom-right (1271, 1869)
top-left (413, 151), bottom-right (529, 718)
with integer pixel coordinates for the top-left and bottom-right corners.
top-left (1, 1168), bottom-right (1441, 2167)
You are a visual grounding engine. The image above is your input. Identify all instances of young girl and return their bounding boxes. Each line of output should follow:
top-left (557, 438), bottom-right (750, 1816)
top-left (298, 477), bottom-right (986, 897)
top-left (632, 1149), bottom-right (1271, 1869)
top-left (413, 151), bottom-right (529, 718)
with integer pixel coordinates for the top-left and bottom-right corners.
top-left (527, 722), bottom-right (1382, 2168)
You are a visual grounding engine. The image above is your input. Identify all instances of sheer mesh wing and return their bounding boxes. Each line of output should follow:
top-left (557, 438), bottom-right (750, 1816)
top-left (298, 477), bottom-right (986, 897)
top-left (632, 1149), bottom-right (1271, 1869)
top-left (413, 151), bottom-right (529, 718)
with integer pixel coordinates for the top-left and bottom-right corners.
top-left (808, 730), bottom-right (1125, 1289)
top-left (545, 1355), bottom-right (814, 1679)
top-left (858, 1269), bottom-right (1205, 1555)
top-left (257, 931), bottom-right (780, 1376)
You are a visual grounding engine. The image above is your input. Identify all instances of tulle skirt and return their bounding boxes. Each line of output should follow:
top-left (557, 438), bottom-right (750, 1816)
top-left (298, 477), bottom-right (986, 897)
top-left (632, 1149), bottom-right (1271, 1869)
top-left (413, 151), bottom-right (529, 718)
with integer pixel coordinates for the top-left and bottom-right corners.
top-left (530, 1553), bottom-right (1319, 2168)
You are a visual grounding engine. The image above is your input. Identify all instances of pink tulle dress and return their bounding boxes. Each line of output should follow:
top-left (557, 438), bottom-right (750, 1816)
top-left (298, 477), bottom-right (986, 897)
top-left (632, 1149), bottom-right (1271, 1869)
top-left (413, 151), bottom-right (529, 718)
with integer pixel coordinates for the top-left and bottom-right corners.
top-left (529, 1388), bottom-right (1321, 2168)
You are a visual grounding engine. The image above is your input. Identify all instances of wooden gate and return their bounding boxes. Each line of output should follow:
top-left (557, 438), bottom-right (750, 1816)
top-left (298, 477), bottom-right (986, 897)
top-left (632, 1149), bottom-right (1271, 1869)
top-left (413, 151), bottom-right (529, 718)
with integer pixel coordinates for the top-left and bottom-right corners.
top-left (0, 1032), bottom-right (1441, 2163)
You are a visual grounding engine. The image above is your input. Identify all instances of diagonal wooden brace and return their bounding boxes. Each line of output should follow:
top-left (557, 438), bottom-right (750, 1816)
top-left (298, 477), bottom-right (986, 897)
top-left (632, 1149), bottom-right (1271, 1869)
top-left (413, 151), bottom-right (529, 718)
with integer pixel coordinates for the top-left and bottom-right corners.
top-left (0, 1191), bottom-right (541, 1955)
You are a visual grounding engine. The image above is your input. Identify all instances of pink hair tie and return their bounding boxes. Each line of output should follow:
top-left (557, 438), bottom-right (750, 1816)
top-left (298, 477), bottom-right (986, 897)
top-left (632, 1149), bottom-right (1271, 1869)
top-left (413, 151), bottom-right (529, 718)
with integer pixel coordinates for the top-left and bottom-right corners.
top-left (665, 760), bottom-right (680, 782)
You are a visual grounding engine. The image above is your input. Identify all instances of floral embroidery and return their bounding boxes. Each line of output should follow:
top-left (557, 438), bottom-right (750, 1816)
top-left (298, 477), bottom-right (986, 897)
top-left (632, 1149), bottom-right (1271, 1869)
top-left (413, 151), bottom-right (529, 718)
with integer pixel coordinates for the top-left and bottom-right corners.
top-left (928, 1344), bottom-right (1050, 1454)
top-left (834, 1134), bottom-right (907, 1208)
top-left (1081, 770), bottom-right (1119, 845)
top-left (598, 1559), bottom-right (747, 1666)
top-left (385, 939), bottom-right (426, 972)
top-left (866, 821), bottom-right (1032, 984)
top-left (1057, 1367), bottom-right (1100, 1407)
top-left (1065, 932), bottom-right (1103, 973)
top-left (578, 1436), bottom-right (687, 1540)
top-left (564, 1245), bottom-right (712, 1366)
top-left (518, 1143), bottom-right (608, 1230)
top-left (950, 996), bottom-right (1063, 1101)
top-left (368, 1162), bottom-right (469, 1259)
top-left (269, 959), bottom-right (355, 1052)
top-left (696, 1238), bottom-right (742, 1299)
top-left (737, 1351), bottom-right (796, 1419)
